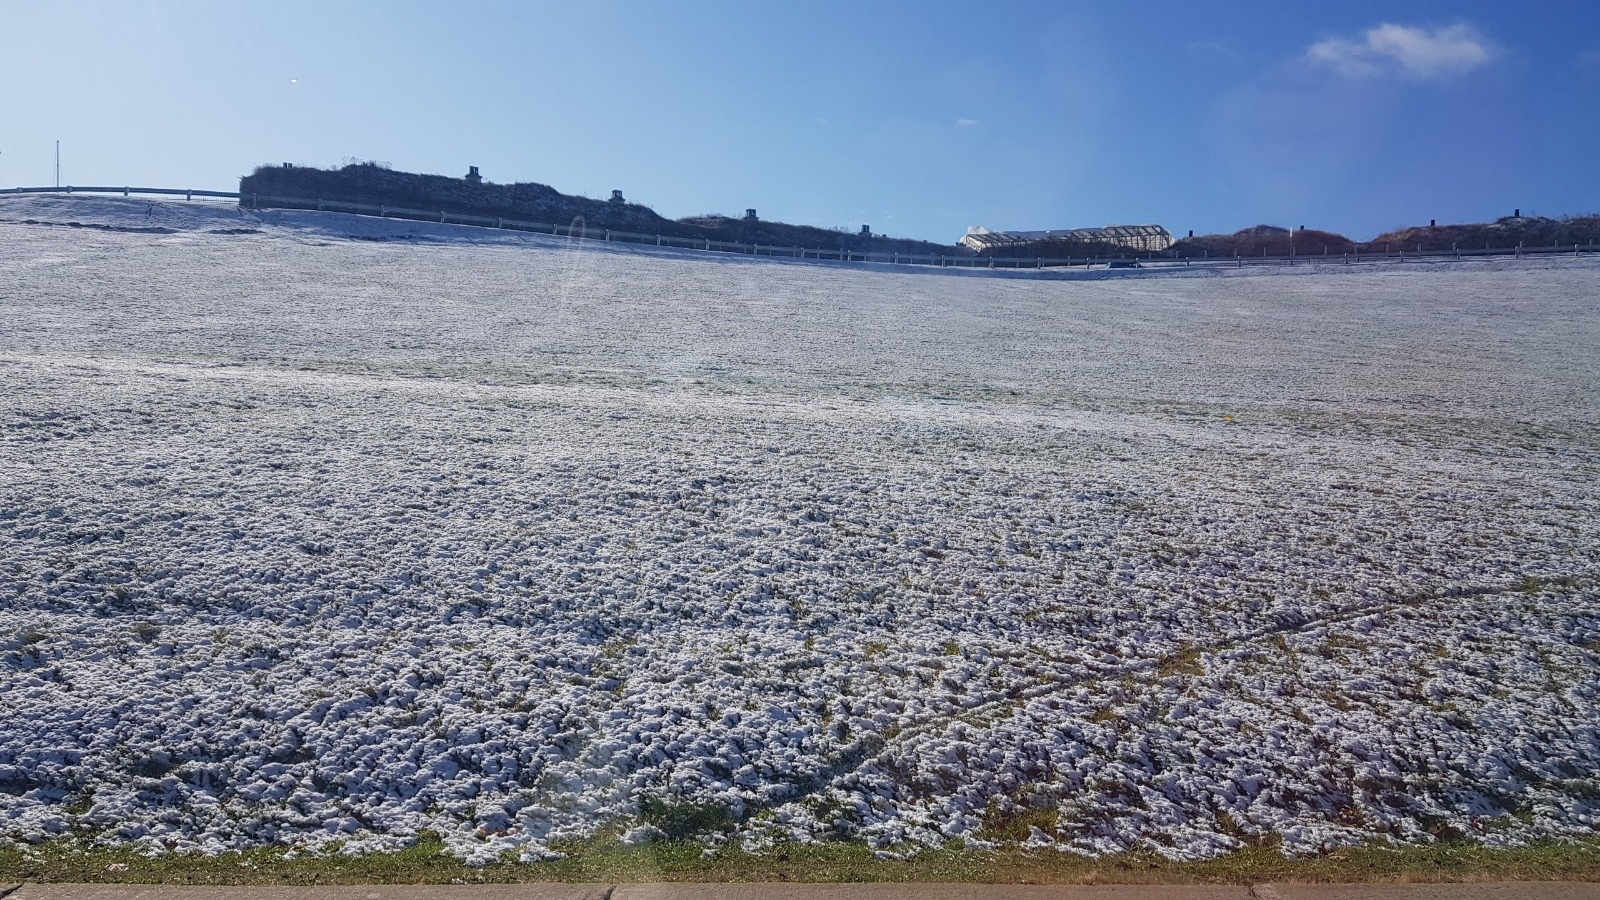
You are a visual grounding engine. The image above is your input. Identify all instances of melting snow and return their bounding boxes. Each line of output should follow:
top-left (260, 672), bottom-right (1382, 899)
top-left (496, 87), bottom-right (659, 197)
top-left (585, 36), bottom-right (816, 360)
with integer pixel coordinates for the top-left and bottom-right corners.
top-left (1, 196), bottom-right (1597, 863)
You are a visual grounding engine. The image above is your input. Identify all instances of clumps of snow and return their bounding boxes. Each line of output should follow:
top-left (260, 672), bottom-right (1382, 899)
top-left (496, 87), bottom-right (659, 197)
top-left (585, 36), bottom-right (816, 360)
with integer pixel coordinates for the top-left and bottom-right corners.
top-left (620, 825), bottom-right (667, 846)
top-left (1, 197), bottom-right (1597, 863)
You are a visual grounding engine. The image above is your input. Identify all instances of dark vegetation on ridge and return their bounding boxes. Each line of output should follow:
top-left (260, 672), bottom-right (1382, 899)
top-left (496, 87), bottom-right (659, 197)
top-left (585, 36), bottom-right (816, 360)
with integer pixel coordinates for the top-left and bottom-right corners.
top-left (239, 162), bottom-right (1598, 259)
top-left (1170, 225), bottom-right (1356, 258)
top-left (239, 162), bottom-right (962, 256)
top-left (1370, 214), bottom-right (1600, 252)
top-left (1170, 216), bottom-right (1600, 257)
top-left (974, 235), bottom-right (1149, 260)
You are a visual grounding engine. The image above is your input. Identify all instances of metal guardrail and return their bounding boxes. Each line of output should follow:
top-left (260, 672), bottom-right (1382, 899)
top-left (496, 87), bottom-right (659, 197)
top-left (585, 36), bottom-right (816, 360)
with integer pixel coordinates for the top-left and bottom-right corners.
top-left (5, 185), bottom-right (1598, 270)
top-left (3, 185), bottom-right (239, 200)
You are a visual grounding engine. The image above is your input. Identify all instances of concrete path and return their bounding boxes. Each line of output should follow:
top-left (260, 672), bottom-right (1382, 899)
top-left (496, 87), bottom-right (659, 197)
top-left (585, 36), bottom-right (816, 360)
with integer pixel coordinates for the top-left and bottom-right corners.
top-left (1256, 884), bottom-right (1600, 899)
top-left (1, 884), bottom-right (1596, 900)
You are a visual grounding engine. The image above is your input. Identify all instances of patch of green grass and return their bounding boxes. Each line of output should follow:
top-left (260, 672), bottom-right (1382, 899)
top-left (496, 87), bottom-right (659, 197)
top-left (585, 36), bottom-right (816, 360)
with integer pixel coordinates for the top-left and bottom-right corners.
top-left (979, 800), bottom-right (1058, 843)
top-left (1, 836), bottom-right (1598, 885)
top-left (638, 799), bottom-right (735, 840)
top-left (600, 636), bottom-right (637, 658)
top-left (61, 792), bottom-right (94, 816)
top-left (1319, 631), bottom-right (1367, 655)
top-left (1090, 707), bottom-right (1121, 725)
top-left (1158, 644), bottom-right (1204, 678)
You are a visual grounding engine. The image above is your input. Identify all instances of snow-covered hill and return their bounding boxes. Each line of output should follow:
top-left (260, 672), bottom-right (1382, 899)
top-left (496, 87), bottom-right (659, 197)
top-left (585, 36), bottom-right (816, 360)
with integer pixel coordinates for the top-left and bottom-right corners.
top-left (2, 196), bottom-right (1597, 863)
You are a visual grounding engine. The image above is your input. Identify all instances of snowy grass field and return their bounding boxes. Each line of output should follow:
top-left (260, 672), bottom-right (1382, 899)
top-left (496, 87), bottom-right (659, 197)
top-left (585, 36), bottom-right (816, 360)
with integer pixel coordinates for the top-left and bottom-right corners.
top-left (2, 196), bottom-right (1597, 868)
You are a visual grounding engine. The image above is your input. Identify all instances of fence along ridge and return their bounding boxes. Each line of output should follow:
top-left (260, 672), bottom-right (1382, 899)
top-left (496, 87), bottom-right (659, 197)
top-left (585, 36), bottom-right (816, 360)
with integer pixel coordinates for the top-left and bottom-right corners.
top-left (4, 185), bottom-right (1598, 269)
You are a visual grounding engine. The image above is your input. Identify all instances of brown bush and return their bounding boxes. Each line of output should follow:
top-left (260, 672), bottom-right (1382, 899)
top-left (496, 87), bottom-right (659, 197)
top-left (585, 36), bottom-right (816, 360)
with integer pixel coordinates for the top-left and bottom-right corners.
top-left (1366, 215), bottom-right (1600, 252)
top-left (677, 214), bottom-right (960, 256)
top-left (975, 237), bottom-right (1138, 259)
top-left (241, 162), bottom-right (968, 255)
top-left (1169, 225), bottom-right (1355, 258)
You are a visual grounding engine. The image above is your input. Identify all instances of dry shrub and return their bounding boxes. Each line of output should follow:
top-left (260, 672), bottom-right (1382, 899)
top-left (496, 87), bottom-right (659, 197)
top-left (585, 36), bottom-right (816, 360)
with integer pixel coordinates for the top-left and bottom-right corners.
top-left (1170, 225), bottom-right (1355, 258)
top-left (1369, 214), bottom-right (1600, 252)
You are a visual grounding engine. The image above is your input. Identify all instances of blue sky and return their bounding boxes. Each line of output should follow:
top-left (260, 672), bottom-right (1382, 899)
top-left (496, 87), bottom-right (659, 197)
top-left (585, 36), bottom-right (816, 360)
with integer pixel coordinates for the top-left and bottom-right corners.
top-left (2, 0), bottom-right (1595, 242)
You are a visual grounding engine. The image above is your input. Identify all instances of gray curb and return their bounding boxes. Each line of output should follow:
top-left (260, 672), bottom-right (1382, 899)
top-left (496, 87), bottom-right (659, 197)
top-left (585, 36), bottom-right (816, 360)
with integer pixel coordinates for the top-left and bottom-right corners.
top-left (1256, 883), bottom-right (1600, 899)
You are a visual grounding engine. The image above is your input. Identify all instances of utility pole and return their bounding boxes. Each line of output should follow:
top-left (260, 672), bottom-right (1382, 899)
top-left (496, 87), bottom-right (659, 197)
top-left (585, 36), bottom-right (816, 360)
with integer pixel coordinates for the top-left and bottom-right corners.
top-left (55, 140), bottom-right (60, 188)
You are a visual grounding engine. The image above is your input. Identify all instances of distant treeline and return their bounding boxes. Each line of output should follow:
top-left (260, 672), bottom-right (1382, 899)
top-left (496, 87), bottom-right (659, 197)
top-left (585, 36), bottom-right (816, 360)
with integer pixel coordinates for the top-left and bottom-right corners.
top-left (239, 163), bottom-right (962, 256)
top-left (973, 237), bottom-right (1146, 259)
top-left (1169, 216), bottom-right (1600, 258)
top-left (1366, 215), bottom-right (1600, 252)
top-left (238, 164), bottom-right (1598, 260)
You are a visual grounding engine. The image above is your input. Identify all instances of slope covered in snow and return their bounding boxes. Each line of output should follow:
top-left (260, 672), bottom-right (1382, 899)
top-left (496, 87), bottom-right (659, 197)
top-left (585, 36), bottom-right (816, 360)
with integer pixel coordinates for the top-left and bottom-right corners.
top-left (2, 196), bottom-right (1597, 863)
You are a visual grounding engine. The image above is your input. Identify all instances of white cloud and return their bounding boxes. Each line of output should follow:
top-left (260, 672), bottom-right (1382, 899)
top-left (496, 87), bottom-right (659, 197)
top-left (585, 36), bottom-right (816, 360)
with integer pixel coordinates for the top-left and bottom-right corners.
top-left (955, 118), bottom-right (980, 128)
top-left (1579, 49), bottom-right (1600, 68)
top-left (1307, 23), bottom-right (1496, 79)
